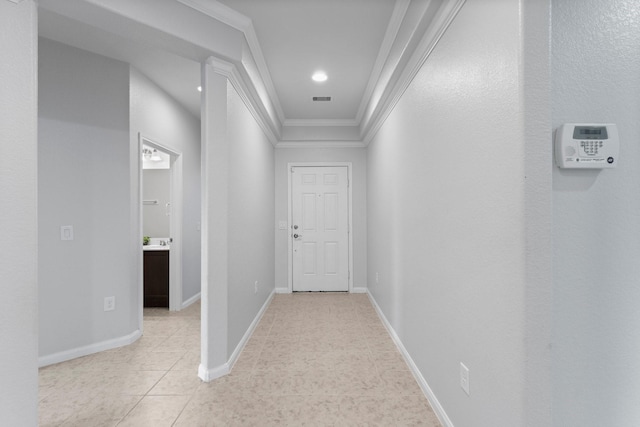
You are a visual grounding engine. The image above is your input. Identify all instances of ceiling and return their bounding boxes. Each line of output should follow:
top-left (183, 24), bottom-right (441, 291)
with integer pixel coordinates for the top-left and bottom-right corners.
top-left (216, 0), bottom-right (395, 123)
top-left (37, 0), bottom-right (452, 144)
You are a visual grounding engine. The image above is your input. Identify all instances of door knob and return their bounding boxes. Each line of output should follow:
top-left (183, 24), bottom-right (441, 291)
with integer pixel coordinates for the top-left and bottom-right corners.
top-left (293, 234), bottom-right (302, 239)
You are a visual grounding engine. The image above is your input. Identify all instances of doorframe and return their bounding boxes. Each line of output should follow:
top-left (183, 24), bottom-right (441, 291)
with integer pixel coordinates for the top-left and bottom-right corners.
top-left (138, 134), bottom-right (184, 311)
top-left (287, 162), bottom-right (353, 293)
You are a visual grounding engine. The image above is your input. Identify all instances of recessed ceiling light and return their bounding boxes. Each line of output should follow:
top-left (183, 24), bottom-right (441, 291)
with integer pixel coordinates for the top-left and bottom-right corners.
top-left (197, 86), bottom-right (202, 92)
top-left (312, 71), bottom-right (328, 83)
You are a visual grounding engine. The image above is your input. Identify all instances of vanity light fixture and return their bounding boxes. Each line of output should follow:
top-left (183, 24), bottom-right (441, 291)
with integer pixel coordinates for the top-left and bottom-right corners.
top-left (142, 148), bottom-right (153, 160)
top-left (150, 149), bottom-right (162, 162)
top-left (312, 71), bottom-right (328, 83)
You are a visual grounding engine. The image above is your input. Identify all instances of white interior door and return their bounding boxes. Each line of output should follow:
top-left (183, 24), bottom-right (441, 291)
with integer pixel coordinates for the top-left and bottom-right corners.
top-left (291, 166), bottom-right (349, 292)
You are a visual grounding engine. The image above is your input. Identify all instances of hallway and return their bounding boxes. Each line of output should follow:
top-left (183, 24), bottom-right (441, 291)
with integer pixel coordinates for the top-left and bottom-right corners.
top-left (39, 293), bottom-right (440, 426)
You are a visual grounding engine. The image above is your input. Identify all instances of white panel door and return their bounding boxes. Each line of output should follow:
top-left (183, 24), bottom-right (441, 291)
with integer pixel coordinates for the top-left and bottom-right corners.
top-left (292, 166), bottom-right (349, 292)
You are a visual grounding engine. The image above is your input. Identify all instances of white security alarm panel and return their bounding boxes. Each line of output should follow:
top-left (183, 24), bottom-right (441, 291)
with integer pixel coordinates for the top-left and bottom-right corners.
top-left (555, 123), bottom-right (619, 168)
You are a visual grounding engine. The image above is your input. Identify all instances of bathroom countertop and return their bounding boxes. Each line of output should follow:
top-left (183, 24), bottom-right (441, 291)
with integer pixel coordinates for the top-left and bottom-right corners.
top-left (143, 245), bottom-right (170, 251)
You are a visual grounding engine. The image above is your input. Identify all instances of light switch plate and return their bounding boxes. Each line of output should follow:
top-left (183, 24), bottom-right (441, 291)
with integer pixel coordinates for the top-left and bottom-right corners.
top-left (460, 362), bottom-right (470, 395)
top-left (60, 225), bottom-right (74, 241)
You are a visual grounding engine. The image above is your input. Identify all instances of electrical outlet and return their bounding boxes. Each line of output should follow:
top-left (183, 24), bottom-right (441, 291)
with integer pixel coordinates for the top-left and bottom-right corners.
top-left (104, 296), bottom-right (115, 312)
top-left (60, 225), bottom-right (74, 241)
top-left (254, 281), bottom-right (259, 294)
top-left (460, 362), bottom-right (470, 395)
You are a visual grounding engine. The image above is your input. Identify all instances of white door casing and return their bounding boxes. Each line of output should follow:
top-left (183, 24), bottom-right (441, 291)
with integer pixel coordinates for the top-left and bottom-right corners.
top-left (291, 166), bottom-right (349, 292)
top-left (138, 134), bottom-right (183, 314)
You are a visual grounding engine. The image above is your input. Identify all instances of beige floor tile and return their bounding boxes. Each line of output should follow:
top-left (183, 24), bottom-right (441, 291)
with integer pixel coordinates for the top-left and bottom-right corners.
top-left (280, 395), bottom-right (342, 425)
top-left (117, 395), bottom-right (191, 427)
top-left (371, 350), bottom-right (409, 372)
top-left (173, 400), bottom-right (231, 426)
top-left (171, 350), bottom-right (201, 371)
top-left (142, 319), bottom-right (185, 337)
top-left (39, 391), bottom-right (94, 427)
top-left (148, 369), bottom-right (202, 396)
top-left (60, 394), bottom-right (142, 427)
top-left (232, 350), bottom-right (260, 372)
top-left (39, 294), bottom-right (441, 427)
top-left (128, 351), bottom-right (185, 370)
top-left (249, 369), bottom-right (292, 396)
top-left (379, 369), bottom-right (424, 395)
top-left (103, 370), bottom-right (167, 395)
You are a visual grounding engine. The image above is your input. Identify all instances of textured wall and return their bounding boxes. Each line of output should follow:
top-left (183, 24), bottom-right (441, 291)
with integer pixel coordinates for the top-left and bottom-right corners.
top-left (226, 81), bottom-right (276, 354)
top-left (143, 169), bottom-right (171, 237)
top-left (552, 1), bottom-right (640, 425)
top-left (38, 38), bottom-right (135, 359)
top-left (367, 0), bottom-right (550, 425)
top-left (0, 1), bottom-right (38, 424)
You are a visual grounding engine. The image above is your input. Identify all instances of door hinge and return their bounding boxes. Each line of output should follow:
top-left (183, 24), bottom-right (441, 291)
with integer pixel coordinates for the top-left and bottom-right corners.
top-left (291, 167), bottom-right (295, 173)
top-left (348, 270), bottom-right (351, 280)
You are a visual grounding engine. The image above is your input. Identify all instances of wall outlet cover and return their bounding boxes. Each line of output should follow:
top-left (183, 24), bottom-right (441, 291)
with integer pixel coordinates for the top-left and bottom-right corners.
top-left (104, 296), bottom-right (115, 312)
top-left (60, 225), bottom-right (74, 241)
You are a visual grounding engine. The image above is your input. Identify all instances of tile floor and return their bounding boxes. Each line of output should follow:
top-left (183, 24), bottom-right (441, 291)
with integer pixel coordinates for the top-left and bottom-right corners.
top-left (39, 293), bottom-right (441, 426)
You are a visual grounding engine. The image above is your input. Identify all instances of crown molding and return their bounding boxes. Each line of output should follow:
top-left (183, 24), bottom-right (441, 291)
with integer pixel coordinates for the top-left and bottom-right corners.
top-left (354, 0), bottom-right (410, 125)
top-left (283, 119), bottom-right (359, 127)
top-left (206, 56), bottom-right (234, 75)
top-left (206, 57), bottom-right (280, 146)
top-left (361, 0), bottom-right (467, 145)
top-left (177, 0), bottom-right (286, 124)
top-left (276, 141), bottom-right (366, 149)
top-left (176, 0), bottom-right (250, 31)
top-left (186, 0), bottom-right (466, 146)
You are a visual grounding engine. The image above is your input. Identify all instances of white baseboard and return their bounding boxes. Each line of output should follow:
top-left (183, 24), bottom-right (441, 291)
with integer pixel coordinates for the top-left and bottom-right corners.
top-left (38, 329), bottom-right (142, 368)
top-left (199, 289), bottom-right (275, 382)
top-left (276, 287), bottom-right (367, 294)
top-left (228, 289), bottom-right (275, 371)
top-left (366, 291), bottom-right (453, 427)
top-left (181, 292), bottom-right (201, 309)
top-left (198, 362), bottom-right (229, 382)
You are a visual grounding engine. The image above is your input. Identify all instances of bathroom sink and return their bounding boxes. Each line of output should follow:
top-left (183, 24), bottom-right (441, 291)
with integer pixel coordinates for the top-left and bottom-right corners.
top-left (143, 244), bottom-right (170, 251)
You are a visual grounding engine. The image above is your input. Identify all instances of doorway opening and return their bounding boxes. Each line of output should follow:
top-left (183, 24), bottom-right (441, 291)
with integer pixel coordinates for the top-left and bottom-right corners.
top-left (139, 134), bottom-right (184, 312)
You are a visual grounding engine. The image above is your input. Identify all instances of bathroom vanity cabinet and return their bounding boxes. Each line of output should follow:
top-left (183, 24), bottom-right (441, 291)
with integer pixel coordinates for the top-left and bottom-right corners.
top-left (143, 249), bottom-right (169, 307)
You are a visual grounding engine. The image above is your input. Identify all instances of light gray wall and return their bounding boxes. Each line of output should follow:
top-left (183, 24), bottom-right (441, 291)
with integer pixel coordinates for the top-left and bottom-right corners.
top-left (552, 1), bottom-right (640, 425)
top-left (226, 82), bottom-right (275, 354)
top-left (38, 38), bottom-right (135, 358)
top-left (131, 68), bottom-right (201, 303)
top-left (143, 169), bottom-right (170, 237)
top-left (0, 1), bottom-right (38, 424)
top-left (274, 147), bottom-right (367, 289)
top-left (367, 0), bottom-right (550, 426)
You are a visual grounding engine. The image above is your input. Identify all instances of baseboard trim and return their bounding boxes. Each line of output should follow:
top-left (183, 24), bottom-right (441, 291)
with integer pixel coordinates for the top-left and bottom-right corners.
top-left (275, 287), bottom-right (290, 294)
top-left (198, 362), bottom-right (229, 382)
top-left (351, 286), bottom-right (367, 294)
top-left (366, 291), bottom-right (454, 427)
top-left (228, 289), bottom-right (275, 371)
top-left (38, 329), bottom-right (142, 368)
top-left (181, 292), bottom-right (201, 309)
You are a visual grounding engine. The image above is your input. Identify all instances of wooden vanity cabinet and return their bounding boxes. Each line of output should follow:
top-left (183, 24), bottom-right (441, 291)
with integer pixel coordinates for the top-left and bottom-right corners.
top-left (143, 250), bottom-right (169, 308)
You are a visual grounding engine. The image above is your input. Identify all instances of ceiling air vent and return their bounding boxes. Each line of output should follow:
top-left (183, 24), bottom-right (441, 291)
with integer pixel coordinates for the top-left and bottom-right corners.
top-left (313, 96), bottom-right (332, 102)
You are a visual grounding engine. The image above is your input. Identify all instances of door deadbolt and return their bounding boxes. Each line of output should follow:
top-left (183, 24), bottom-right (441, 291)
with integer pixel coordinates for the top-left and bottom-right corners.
top-left (293, 225), bottom-right (298, 229)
